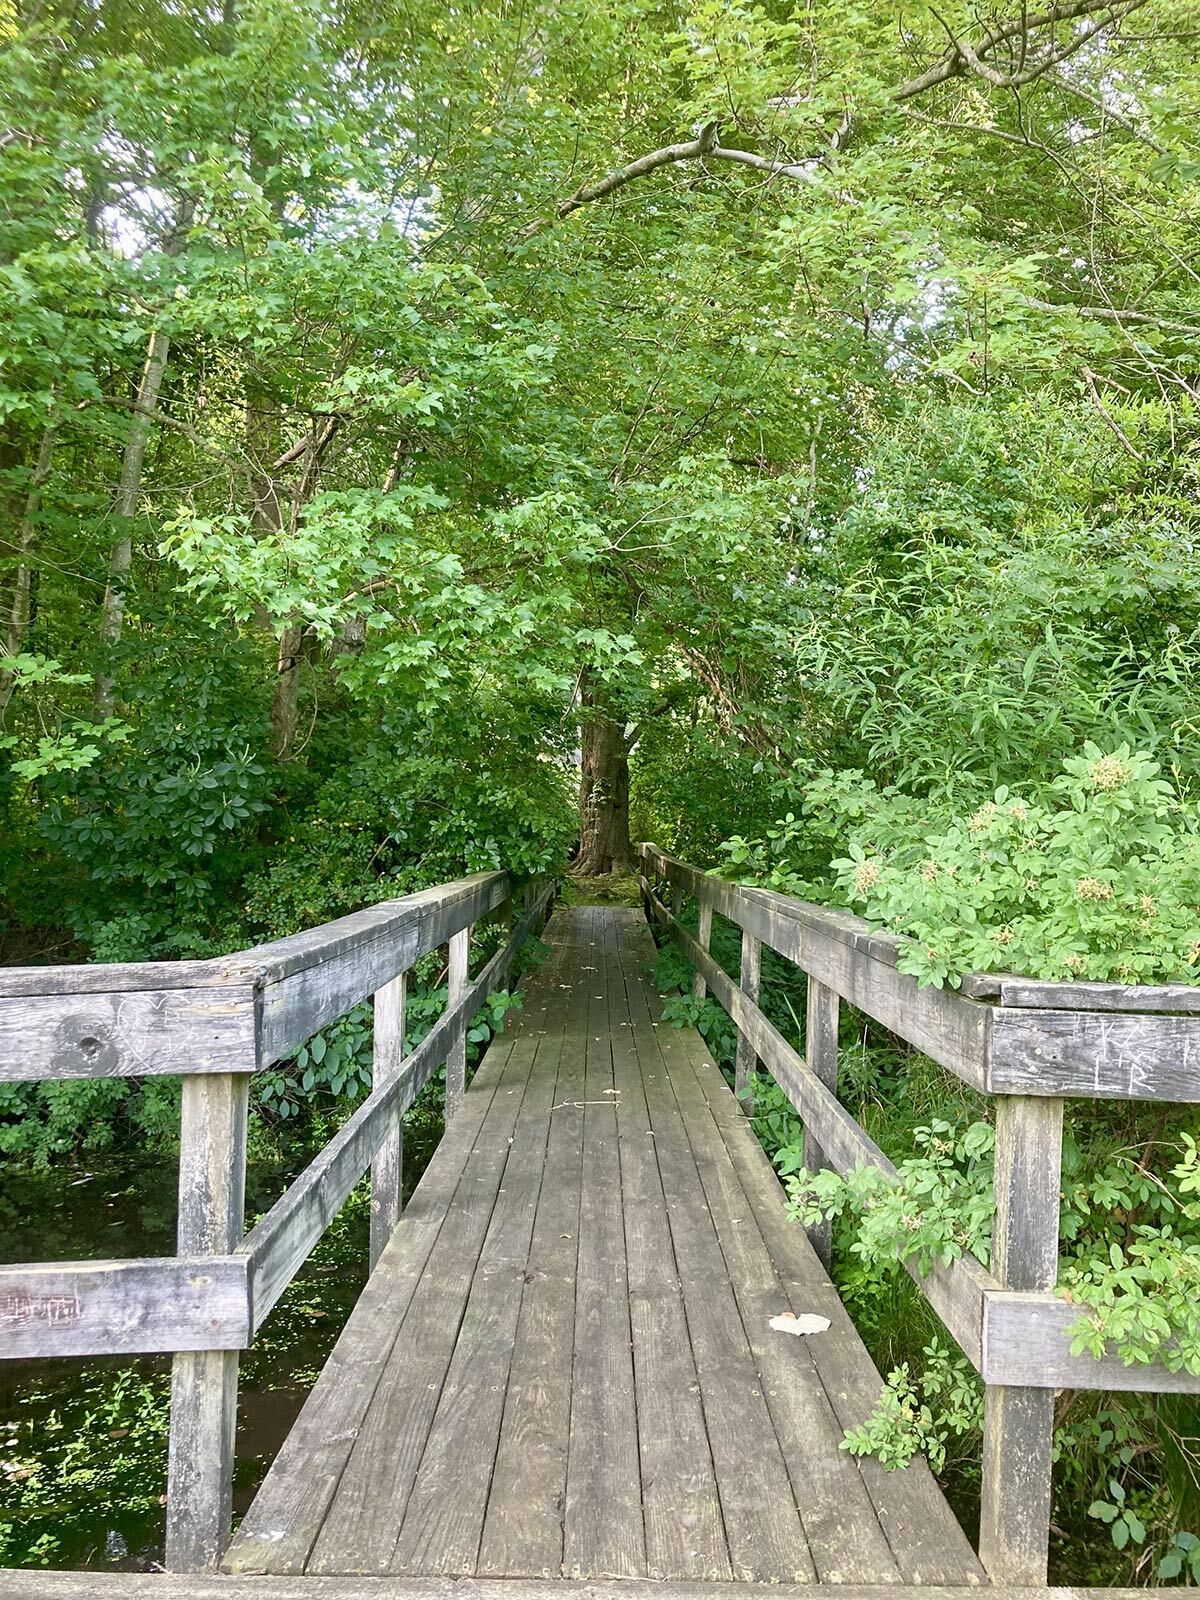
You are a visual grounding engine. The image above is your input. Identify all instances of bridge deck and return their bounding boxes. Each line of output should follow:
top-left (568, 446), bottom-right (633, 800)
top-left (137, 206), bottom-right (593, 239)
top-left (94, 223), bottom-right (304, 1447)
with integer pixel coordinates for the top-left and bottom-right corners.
top-left (225, 906), bottom-right (981, 1586)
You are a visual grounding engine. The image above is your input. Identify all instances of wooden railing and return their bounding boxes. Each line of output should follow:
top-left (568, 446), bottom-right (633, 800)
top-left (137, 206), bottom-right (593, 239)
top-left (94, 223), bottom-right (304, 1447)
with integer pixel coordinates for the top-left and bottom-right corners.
top-left (0, 871), bottom-right (555, 1571)
top-left (639, 842), bottom-right (1200, 1587)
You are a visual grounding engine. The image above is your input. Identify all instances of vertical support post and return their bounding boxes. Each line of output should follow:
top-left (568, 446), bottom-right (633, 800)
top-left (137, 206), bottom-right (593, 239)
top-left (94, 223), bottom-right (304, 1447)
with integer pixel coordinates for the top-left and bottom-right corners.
top-left (446, 924), bottom-right (470, 1120)
top-left (978, 1095), bottom-right (1064, 1586)
top-left (370, 969), bottom-right (407, 1270)
top-left (692, 892), bottom-right (713, 1000)
top-left (734, 930), bottom-right (761, 1117)
top-left (165, 1073), bottom-right (250, 1571)
top-left (803, 978), bottom-right (840, 1268)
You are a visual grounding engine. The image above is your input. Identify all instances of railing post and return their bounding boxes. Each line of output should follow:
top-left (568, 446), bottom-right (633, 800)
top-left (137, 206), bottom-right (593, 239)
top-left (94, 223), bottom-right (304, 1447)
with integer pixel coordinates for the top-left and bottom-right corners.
top-left (692, 891), bottom-right (713, 1001)
top-left (978, 1094), bottom-right (1064, 1585)
top-left (803, 977), bottom-right (840, 1268)
top-left (370, 970), bottom-right (407, 1270)
top-left (446, 924), bottom-right (470, 1119)
top-left (734, 930), bottom-right (761, 1117)
top-left (165, 1072), bottom-right (250, 1571)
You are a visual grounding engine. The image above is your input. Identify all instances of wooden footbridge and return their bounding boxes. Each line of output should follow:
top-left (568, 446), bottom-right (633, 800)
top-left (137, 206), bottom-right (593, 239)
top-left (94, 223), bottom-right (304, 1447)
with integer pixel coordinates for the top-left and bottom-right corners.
top-left (4, 847), bottom-right (1200, 1600)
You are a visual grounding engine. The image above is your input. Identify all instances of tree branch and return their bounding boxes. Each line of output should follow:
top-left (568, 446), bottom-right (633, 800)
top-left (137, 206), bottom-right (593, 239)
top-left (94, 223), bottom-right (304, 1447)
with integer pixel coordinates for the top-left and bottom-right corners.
top-left (533, 0), bottom-right (1150, 231)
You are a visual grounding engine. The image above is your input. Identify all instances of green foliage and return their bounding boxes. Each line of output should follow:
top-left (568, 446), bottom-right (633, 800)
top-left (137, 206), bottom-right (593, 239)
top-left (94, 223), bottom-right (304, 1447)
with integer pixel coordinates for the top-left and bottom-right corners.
top-left (781, 1120), bottom-right (996, 1275)
top-left (841, 1341), bottom-right (983, 1473)
top-left (1158, 1531), bottom-right (1200, 1583)
top-left (1089, 1480), bottom-right (1148, 1554)
top-left (726, 746), bottom-right (1200, 988)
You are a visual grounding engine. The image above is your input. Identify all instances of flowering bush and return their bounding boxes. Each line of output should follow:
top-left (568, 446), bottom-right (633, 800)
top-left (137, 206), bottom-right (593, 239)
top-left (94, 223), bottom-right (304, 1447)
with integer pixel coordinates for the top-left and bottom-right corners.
top-left (723, 744), bottom-right (1200, 988)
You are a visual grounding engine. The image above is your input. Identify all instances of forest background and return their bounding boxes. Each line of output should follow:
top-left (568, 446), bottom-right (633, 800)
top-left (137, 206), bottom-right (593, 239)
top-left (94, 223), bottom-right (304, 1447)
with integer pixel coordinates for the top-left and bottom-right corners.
top-left (3, 0), bottom-right (1200, 1581)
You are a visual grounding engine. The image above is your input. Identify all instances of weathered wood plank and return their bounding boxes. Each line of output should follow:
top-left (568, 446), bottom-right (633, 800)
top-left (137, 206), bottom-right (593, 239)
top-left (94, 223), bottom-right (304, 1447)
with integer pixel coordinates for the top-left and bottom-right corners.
top-left (0, 986), bottom-right (257, 1081)
top-left (445, 926), bottom-right (470, 1121)
top-left (627, 938), bottom-right (817, 1583)
top-left (641, 847), bottom-right (989, 1091)
top-left (733, 929), bottom-right (760, 1116)
top-left (961, 971), bottom-right (1200, 1013)
top-left (256, 877), bottom-right (510, 1067)
top-left (609, 922), bottom-right (731, 1582)
top-left (166, 1073), bottom-right (250, 1572)
top-left (0, 1568), bottom-right (1161, 1599)
top-left (307, 1018), bottom-right (541, 1573)
top-left (983, 1290), bottom-right (1200, 1393)
top-left (678, 1033), bottom-right (983, 1586)
top-left (563, 910), bottom-right (646, 1579)
top-left (388, 997), bottom-right (562, 1575)
top-left (370, 972), bottom-right (407, 1271)
top-left (224, 1022), bottom-right (529, 1575)
top-left (625, 940), bottom-right (900, 1585)
top-left (986, 1006), bottom-right (1200, 1101)
top-left (476, 920), bottom-right (587, 1578)
top-left (978, 1097), bottom-right (1063, 1586)
top-left (803, 977), bottom-right (839, 1268)
top-left (0, 1257), bottom-right (248, 1357)
top-left (692, 895), bottom-right (713, 1001)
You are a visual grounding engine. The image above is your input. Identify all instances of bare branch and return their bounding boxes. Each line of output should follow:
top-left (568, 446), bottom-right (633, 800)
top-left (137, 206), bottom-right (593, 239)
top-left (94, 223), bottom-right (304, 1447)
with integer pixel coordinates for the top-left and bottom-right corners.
top-left (1081, 365), bottom-right (1144, 459)
top-left (533, 0), bottom-right (1150, 230)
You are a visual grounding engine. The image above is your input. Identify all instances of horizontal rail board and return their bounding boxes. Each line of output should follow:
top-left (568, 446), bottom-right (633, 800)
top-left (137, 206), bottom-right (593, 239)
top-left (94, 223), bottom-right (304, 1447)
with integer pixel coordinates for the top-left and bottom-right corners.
top-left (983, 1292), bottom-right (1200, 1393)
top-left (0, 873), bottom-right (514, 1082)
top-left (986, 1007), bottom-right (1200, 1102)
top-left (0, 985), bottom-right (259, 1082)
top-left (253, 874), bottom-right (512, 1064)
top-left (641, 846), bottom-right (990, 1091)
top-left (0, 1571), bottom-right (1163, 1597)
top-left (240, 883), bottom-right (554, 1330)
top-left (0, 1257), bottom-right (248, 1357)
top-left (645, 881), bottom-right (990, 1369)
top-left (960, 972), bottom-right (1200, 1013)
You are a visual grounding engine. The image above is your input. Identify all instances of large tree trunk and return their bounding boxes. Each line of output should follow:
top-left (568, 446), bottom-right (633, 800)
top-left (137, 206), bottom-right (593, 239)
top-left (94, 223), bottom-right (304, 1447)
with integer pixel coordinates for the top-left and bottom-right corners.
top-left (576, 691), bottom-right (634, 875)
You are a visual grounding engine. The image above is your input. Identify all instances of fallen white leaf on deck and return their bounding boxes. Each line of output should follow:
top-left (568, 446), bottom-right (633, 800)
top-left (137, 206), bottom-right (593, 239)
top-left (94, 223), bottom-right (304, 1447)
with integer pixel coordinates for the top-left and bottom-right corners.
top-left (769, 1312), bottom-right (830, 1337)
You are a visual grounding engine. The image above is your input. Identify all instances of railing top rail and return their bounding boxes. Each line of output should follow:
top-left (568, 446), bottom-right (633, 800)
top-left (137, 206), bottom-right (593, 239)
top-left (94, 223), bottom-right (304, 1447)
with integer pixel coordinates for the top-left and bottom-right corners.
top-left (0, 868), bottom-right (517, 1081)
top-left (639, 843), bottom-right (1200, 1101)
top-left (0, 870), bottom-right (509, 998)
top-left (640, 843), bottom-right (1200, 1018)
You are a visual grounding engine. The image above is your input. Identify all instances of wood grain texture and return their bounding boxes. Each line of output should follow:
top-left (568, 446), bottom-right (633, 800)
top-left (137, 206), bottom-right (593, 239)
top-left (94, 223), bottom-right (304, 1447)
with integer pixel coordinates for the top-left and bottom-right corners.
top-left (167, 1074), bottom-right (250, 1572)
top-left (0, 986), bottom-right (257, 1081)
top-left (445, 927), bottom-right (470, 1121)
top-left (802, 977), bottom-right (839, 1269)
top-left (692, 896), bottom-right (713, 1001)
top-left (370, 972), bottom-right (406, 1271)
top-left (733, 929), bottom-right (760, 1116)
top-left (562, 910), bottom-right (646, 1579)
top-left (476, 920), bottom-right (586, 1579)
top-left (978, 1097), bottom-right (1063, 1587)
top-left (0, 1256), bottom-right (248, 1357)
top-left (609, 922), bottom-right (730, 1582)
top-left (982, 1290), bottom-right (1200, 1392)
top-left (388, 987), bottom-right (562, 1576)
top-left (0, 1570), bottom-right (1162, 1599)
top-left (986, 1006), bottom-right (1200, 1101)
top-left (960, 971), bottom-right (1200, 1012)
